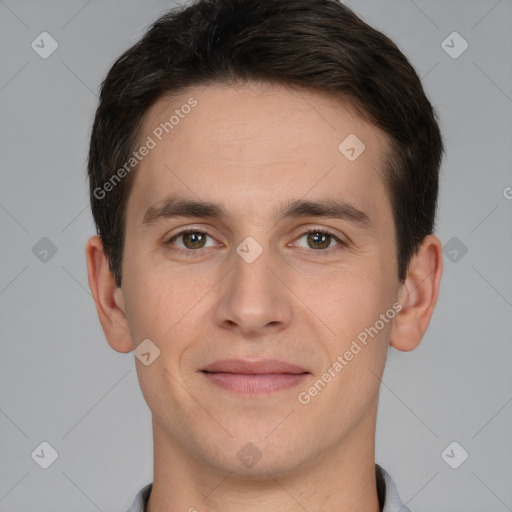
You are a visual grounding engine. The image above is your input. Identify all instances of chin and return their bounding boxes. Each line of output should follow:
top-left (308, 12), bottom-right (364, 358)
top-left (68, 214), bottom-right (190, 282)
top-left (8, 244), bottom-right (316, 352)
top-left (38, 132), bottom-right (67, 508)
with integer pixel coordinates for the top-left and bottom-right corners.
top-left (196, 432), bottom-right (309, 479)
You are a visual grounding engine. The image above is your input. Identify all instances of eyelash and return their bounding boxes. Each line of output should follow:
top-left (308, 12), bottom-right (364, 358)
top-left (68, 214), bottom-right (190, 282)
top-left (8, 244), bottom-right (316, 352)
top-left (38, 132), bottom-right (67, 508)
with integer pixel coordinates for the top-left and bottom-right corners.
top-left (165, 227), bottom-right (347, 257)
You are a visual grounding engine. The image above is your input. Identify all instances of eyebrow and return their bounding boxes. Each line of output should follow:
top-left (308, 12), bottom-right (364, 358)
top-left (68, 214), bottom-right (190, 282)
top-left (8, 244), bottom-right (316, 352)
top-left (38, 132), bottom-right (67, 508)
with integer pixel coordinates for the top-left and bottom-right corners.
top-left (141, 196), bottom-right (371, 228)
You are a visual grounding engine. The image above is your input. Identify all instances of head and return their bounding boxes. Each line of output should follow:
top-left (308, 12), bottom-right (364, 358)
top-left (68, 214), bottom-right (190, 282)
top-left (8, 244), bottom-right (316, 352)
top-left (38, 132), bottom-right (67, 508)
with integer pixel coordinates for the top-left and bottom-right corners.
top-left (86, 0), bottom-right (443, 477)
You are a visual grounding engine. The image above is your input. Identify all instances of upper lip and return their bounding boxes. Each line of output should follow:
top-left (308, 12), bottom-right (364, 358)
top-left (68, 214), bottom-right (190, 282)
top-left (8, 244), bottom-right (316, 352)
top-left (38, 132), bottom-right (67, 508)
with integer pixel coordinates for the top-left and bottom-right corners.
top-left (201, 359), bottom-right (308, 375)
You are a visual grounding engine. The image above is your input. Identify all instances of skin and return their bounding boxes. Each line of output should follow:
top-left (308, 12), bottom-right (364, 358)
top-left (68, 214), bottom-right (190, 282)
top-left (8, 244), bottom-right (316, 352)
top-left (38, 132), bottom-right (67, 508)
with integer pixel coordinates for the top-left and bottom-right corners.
top-left (86, 81), bottom-right (443, 512)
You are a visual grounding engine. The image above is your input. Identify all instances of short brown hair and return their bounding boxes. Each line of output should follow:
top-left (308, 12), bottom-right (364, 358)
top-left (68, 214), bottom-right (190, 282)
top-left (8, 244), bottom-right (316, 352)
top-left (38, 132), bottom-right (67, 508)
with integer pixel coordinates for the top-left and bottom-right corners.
top-left (88, 0), bottom-right (444, 286)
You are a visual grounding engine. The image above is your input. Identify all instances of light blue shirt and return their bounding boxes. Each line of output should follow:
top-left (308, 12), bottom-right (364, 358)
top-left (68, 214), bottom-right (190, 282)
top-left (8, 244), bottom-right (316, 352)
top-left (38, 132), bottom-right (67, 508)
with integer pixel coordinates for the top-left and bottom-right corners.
top-left (127, 464), bottom-right (412, 512)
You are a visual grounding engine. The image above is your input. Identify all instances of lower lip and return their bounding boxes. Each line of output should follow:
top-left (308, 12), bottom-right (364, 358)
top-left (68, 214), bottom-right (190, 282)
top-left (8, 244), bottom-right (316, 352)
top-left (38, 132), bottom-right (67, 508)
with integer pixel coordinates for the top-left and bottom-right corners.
top-left (202, 372), bottom-right (309, 395)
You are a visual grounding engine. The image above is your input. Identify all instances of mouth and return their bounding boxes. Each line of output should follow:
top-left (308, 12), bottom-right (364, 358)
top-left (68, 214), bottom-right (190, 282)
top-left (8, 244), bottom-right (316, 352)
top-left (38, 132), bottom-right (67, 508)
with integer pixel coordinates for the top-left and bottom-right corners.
top-left (201, 359), bottom-right (310, 395)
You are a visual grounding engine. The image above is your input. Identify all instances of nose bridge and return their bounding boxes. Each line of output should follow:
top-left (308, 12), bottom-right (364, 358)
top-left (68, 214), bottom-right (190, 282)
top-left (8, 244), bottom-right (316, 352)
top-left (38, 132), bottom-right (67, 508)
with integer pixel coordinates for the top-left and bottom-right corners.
top-left (213, 234), bottom-right (293, 335)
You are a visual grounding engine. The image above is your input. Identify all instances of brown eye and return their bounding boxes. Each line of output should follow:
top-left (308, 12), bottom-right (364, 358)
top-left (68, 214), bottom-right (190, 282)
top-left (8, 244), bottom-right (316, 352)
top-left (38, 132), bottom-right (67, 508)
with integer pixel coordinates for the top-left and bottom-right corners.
top-left (293, 229), bottom-right (346, 254)
top-left (167, 230), bottom-right (216, 252)
top-left (306, 231), bottom-right (332, 249)
top-left (181, 231), bottom-right (207, 249)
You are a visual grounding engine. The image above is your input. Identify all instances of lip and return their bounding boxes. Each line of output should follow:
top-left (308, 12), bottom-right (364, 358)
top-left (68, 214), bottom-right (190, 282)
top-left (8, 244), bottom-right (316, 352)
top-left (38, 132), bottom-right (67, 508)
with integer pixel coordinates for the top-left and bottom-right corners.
top-left (201, 359), bottom-right (309, 395)
top-left (201, 358), bottom-right (308, 374)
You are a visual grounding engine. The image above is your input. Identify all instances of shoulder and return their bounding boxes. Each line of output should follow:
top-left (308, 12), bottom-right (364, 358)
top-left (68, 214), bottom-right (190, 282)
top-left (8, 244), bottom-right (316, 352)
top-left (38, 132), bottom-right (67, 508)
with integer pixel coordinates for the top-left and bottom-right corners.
top-left (376, 464), bottom-right (413, 512)
top-left (126, 482), bottom-right (153, 512)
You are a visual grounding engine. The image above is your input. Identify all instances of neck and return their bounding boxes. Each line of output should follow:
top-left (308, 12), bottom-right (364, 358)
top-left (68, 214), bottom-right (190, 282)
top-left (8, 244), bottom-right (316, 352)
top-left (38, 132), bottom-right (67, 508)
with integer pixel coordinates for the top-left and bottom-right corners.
top-left (146, 412), bottom-right (381, 512)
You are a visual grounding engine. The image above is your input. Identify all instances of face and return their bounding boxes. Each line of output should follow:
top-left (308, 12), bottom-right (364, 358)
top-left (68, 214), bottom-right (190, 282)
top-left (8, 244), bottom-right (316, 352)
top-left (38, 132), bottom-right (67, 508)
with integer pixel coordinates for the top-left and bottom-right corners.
top-left (119, 81), bottom-right (402, 476)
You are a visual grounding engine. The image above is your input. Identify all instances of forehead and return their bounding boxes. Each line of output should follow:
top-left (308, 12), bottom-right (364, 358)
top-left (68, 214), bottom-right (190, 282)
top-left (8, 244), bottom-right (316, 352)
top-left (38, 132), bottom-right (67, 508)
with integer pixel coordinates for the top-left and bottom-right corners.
top-left (127, 81), bottom-right (392, 225)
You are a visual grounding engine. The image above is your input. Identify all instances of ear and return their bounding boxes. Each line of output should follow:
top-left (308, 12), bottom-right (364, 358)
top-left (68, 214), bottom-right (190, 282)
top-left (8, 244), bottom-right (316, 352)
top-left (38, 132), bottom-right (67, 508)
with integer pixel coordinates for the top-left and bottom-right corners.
top-left (390, 234), bottom-right (443, 352)
top-left (85, 235), bottom-right (133, 353)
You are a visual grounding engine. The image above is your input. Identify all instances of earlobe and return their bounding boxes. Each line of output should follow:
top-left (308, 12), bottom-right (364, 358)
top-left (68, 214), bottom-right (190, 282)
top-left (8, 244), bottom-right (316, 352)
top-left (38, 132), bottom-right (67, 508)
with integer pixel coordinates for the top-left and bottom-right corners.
top-left (390, 234), bottom-right (443, 352)
top-left (85, 235), bottom-right (133, 354)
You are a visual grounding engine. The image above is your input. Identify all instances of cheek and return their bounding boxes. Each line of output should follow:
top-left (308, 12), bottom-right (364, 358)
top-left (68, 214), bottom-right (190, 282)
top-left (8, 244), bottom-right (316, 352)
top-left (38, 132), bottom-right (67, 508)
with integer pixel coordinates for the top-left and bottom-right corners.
top-left (121, 259), bottom-right (180, 343)
top-left (299, 257), bottom-right (395, 361)
top-left (121, 253), bottom-right (217, 358)
top-left (301, 258), bottom-right (377, 318)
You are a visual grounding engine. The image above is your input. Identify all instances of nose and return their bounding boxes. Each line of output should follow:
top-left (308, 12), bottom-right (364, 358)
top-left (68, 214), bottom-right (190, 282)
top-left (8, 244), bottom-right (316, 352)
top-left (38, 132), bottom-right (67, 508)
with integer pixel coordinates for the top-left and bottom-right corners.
top-left (212, 238), bottom-right (294, 338)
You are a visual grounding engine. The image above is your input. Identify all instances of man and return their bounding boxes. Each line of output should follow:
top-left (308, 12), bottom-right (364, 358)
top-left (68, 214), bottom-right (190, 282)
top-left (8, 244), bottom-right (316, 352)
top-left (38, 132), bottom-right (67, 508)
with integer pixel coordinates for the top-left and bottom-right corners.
top-left (85, 0), bottom-right (444, 510)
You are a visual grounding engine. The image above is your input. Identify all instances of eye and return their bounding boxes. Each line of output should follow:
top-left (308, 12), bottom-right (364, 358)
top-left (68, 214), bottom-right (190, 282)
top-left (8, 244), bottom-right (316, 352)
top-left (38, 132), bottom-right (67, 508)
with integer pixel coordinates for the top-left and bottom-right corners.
top-left (166, 230), bottom-right (218, 253)
top-left (292, 229), bottom-right (346, 253)
top-left (165, 227), bottom-right (346, 258)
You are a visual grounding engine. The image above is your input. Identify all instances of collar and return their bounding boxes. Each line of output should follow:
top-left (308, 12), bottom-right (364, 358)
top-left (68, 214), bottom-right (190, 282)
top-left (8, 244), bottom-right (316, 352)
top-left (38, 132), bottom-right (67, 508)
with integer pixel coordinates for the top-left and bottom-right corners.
top-left (127, 464), bottom-right (411, 512)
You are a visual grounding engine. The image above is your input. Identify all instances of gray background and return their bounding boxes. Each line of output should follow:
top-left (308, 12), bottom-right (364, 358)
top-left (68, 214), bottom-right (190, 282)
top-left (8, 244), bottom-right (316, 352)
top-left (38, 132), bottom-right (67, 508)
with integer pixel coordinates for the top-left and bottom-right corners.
top-left (1, 0), bottom-right (511, 510)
